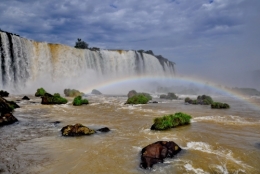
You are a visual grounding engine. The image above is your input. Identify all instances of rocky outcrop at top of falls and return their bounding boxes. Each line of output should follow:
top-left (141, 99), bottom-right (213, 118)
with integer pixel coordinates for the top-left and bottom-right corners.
top-left (140, 141), bottom-right (182, 169)
top-left (0, 30), bottom-right (175, 92)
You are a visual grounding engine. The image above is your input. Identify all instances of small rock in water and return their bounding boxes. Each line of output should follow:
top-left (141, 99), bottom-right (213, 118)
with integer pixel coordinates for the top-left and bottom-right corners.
top-left (140, 141), bottom-right (182, 169)
top-left (61, 123), bottom-right (96, 136)
top-left (0, 113), bottom-right (18, 126)
top-left (96, 127), bottom-right (110, 132)
top-left (22, 96), bottom-right (30, 100)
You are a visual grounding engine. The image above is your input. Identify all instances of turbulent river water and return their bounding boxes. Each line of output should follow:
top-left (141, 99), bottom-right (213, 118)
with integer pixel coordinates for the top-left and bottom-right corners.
top-left (0, 94), bottom-right (260, 174)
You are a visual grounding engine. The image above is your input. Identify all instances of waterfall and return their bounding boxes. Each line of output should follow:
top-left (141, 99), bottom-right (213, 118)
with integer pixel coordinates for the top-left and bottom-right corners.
top-left (0, 31), bottom-right (175, 93)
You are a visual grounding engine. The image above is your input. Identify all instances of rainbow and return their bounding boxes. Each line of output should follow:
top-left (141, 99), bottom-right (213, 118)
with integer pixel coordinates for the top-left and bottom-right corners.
top-left (80, 74), bottom-right (260, 110)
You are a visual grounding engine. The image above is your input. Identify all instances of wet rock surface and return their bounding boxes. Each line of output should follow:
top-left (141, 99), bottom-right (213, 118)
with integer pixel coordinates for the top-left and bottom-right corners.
top-left (61, 123), bottom-right (96, 136)
top-left (140, 141), bottom-right (182, 169)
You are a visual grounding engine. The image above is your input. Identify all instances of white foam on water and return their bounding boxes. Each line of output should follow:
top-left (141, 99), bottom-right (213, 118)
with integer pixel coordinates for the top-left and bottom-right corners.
top-left (185, 142), bottom-right (252, 170)
top-left (194, 115), bottom-right (260, 125)
top-left (184, 163), bottom-right (209, 174)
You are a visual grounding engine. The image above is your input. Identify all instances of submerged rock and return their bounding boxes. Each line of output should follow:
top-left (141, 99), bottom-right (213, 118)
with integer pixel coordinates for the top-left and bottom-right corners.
top-left (140, 141), bottom-right (181, 169)
top-left (0, 112), bottom-right (18, 126)
top-left (61, 123), bottom-right (96, 136)
top-left (22, 96), bottom-right (30, 100)
top-left (96, 127), bottom-right (110, 132)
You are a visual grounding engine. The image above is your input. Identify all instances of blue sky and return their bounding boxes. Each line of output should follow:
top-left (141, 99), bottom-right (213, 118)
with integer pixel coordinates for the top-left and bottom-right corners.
top-left (0, 0), bottom-right (260, 88)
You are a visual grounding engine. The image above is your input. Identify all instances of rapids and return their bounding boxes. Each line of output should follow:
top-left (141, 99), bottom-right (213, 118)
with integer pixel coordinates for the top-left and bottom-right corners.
top-left (0, 95), bottom-right (260, 173)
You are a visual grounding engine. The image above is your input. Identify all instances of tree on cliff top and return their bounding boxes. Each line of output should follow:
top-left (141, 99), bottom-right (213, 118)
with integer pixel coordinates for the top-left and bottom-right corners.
top-left (74, 38), bottom-right (88, 49)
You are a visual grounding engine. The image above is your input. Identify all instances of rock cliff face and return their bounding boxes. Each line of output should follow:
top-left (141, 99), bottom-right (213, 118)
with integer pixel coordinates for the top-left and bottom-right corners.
top-left (0, 31), bottom-right (175, 92)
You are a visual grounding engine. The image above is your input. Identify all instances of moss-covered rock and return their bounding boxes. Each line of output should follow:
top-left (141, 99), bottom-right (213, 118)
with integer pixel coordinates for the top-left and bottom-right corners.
top-left (0, 90), bottom-right (9, 97)
top-left (160, 92), bottom-right (178, 100)
top-left (185, 95), bottom-right (213, 105)
top-left (125, 94), bottom-right (150, 104)
top-left (61, 123), bottom-right (96, 136)
top-left (211, 102), bottom-right (230, 109)
top-left (0, 97), bottom-right (19, 114)
top-left (64, 88), bottom-right (84, 97)
top-left (41, 93), bottom-right (68, 104)
top-left (151, 112), bottom-right (192, 130)
top-left (73, 96), bottom-right (89, 106)
top-left (35, 88), bottom-right (46, 97)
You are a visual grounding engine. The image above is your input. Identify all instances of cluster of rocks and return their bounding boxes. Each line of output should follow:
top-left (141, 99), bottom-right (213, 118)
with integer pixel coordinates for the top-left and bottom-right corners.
top-left (1, 88), bottom-right (184, 170)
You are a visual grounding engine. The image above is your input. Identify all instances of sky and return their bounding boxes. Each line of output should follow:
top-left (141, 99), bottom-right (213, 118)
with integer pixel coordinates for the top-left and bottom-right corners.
top-left (0, 0), bottom-right (260, 89)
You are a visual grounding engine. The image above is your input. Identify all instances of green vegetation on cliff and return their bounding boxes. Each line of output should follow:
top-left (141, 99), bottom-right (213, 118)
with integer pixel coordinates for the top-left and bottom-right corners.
top-left (151, 112), bottom-right (192, 130)
top-left (73, 96), bottom-right (89, 106)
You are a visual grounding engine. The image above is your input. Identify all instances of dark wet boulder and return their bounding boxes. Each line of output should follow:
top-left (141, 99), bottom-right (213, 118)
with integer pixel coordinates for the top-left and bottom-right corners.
top-left (91, 89), bottom-right (102, 95)
top-left (185, 95), bottom-right (213, 105)
top-left (96, 127), bottom-right (110, 132)
top-left (0, 97), bottom-right (19, 113)
top-left (140, 141), bottom-right (182, 169)
top-left (41, 93), bottom-right (68, 105)
top-left (61, 123), bottom-right (96, 136)
top-left (0, 90), bottom-right (9, 97)
top-left (22, 96), bottom-right (30, 100)
top-left (0, 112), bottom-right (18, 126)
top-left (127, 90), bottom-right (138, 98)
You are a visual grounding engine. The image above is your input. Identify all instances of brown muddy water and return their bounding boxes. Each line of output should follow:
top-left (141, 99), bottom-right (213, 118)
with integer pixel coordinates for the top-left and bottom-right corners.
top-left (0, 95), bottom-right (260, 174)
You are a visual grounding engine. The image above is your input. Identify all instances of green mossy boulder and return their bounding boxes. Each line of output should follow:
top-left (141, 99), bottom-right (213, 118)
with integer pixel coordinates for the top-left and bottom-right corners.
top-left (0, 90), bottom-right (9, 97)
top-left (211, 102), bottom-right (230, 109)
top-left (35, 88), bottom-right (46, 97)
top-left (41, 93), bottom-right (68, 104)
top-left (73, 96), bottom-right (89, 106)
top-left (160, 92), bottom-right (178, 100)
top-left (61, 123), bottom-right (96, 136)
top-left (125, 94), bottom-right (150, 104)
top-left (64, 88), bottom-right (84, 97)
top-left (0, 97), bottom-right (20, 113)
top-left (185, 95), bottom-right (213, 105)
top-left (151, 112), bottom-right (192, 130)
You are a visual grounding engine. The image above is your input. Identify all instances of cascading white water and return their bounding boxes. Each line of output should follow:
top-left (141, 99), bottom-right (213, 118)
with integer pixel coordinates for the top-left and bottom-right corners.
top-left (0, 31), bottom-right (175, 94)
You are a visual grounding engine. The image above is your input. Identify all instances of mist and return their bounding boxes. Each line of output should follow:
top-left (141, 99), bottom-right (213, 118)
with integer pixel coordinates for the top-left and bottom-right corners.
top-left (0, 0), bottom-right (260, 92)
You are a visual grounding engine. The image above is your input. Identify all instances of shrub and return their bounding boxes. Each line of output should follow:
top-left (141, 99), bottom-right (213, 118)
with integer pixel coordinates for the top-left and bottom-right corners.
top-left (125, 94), bottom-right (150, 104)
top-left (0, 90), bottom-right (9, 97)
top-left (211, 102), bottom-right (230, 109)
top-left (35, 88), bottom-right (46, 97)
top-left (152, 112), bottom-right (192, 130)
top-left (73, 96), bottom-right (89, 106)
